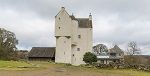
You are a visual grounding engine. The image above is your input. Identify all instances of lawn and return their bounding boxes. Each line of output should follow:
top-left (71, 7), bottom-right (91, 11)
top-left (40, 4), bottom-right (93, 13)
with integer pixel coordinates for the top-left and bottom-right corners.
top-left (0, 60), bottom-right (39, 70)
top-left (0, 61), bottom-right (149, 76)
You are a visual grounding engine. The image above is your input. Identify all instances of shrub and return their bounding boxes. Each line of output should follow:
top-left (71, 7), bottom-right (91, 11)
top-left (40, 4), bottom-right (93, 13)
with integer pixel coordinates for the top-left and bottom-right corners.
top-left (83, 52), bottom-right (97, 64)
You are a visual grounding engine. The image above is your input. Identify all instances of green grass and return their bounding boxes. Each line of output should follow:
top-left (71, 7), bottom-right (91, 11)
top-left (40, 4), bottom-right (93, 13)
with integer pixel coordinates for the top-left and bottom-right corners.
top-left (0, 60), bottom-right (30, 68)
top-left (0, 61), bottom-right (149, 76)
top-left (0, 60), bottom-right (39, 70)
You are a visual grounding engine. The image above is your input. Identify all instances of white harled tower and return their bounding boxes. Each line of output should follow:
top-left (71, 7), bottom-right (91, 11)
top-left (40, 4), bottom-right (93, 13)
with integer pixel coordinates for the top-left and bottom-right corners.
top-left (55, 7), bottom-right (93, 66)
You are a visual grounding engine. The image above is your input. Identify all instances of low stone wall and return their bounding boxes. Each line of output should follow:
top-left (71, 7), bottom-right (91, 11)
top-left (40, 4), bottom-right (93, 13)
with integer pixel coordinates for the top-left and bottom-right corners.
top-left (92, 63), bottom-right (150, 71)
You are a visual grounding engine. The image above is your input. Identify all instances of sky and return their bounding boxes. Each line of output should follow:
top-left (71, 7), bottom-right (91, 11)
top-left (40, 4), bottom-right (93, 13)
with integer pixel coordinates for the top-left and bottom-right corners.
top-left (0, 0), bottom-right (150, 55)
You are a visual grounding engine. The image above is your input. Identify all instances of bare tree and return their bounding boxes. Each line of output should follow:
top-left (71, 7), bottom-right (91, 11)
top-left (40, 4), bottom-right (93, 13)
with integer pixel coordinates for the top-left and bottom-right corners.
top-left (125, 41), bottom-right (141, 64)
top-left (127, 41), bottom-right (141, 55)
top-left (93, 44), bottom-right (108, 55)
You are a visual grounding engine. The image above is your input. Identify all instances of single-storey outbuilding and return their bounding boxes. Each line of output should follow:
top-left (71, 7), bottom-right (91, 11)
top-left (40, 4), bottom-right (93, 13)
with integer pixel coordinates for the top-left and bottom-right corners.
top-left (28, 47), bottom-right (55, 61)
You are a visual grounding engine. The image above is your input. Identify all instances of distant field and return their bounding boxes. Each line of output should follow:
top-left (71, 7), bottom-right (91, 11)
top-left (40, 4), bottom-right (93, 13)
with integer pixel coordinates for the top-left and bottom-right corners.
top-left (0, 61), bottom-right (149, 76)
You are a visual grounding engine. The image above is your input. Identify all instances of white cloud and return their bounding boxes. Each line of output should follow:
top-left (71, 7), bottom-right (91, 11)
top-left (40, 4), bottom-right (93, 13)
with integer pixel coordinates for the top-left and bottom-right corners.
top-left (0, 0), bottom-right (150, 54)
top-left (0, 7), bottom-right (55, 50)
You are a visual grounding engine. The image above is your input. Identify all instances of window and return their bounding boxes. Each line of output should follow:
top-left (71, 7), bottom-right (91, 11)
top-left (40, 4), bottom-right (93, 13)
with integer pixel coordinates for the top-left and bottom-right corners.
top-left (59, 17), bottom-right (60, 20)
top-left (59, 27), bottom-right (60, 29)
top-left (110, 53), bottom-right (116, 57)
top-left (72, 54), bottom-right (74, 56)
top-left (77, 48), bottom-right (80, 51)
top-left (78, 35), bottom-right (81, 38)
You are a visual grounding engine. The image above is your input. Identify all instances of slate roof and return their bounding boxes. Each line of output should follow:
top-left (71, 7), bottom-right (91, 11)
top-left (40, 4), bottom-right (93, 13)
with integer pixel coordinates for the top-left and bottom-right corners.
top-left (28, 47), bottom-right (55, 58)
top-left (109, 45), bottom-right (124, 54)
top-left (70, 15), bottom-right (92, 28)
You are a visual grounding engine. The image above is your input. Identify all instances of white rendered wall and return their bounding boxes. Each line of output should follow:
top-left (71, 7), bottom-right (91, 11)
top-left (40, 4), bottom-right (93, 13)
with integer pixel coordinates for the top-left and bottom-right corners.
top-left (55, 8), bottom-right (72, 64)
top-left (55, 9), bottom-right (72, 36)
top-left (55, 37), bottom-right (72, 63)
top-left (72, 28), bottom-right (93, 65)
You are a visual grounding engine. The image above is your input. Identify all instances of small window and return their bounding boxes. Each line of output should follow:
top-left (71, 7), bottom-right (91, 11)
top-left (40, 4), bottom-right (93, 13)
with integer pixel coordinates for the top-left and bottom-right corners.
top-left (59, 27), bottom-right (60, 29)
top-left (59, 17), bottom-right (60, 20)
top-left (77, 48), bottom-right (80, 51)
top-left (73, 54), bottom-right (74, 56)
top-left (78, 35), bottom-right (81, 38)
top-left (110, 53), bottom-right (116, 56)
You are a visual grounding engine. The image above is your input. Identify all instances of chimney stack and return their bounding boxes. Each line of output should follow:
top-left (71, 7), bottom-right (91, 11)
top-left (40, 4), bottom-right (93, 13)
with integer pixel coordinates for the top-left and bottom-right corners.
top-left (89, 13), bottom-right (92, 20)
top-left (61, 7), bottom-right (65, 10)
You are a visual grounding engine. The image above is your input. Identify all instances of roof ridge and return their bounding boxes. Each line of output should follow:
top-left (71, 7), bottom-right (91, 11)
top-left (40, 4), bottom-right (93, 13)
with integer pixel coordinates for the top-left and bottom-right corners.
top-left (76, 18), bottom-right (89, 19)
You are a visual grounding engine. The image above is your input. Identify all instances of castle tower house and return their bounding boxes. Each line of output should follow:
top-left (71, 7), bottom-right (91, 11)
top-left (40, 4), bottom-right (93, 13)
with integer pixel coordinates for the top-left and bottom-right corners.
top-left (55, 7), bottom-right (93, 65)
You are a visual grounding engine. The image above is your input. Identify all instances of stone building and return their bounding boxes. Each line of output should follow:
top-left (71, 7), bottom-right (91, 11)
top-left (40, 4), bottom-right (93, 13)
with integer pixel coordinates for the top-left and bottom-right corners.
top-left (55, 7), bottom-right (93, 66)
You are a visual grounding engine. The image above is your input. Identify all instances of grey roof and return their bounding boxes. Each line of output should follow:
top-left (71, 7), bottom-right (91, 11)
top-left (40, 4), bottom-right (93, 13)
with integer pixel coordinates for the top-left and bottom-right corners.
top-left (109, 45), bottom-right (124, 53)
top-left (70, 15), bottom-right (92, 28)
top-left (28, 47), bottom-right (55, 58)
top-left (55, 7), bottom-right (92, 28)
top-left (70, 15), bottom-right (76, 20)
